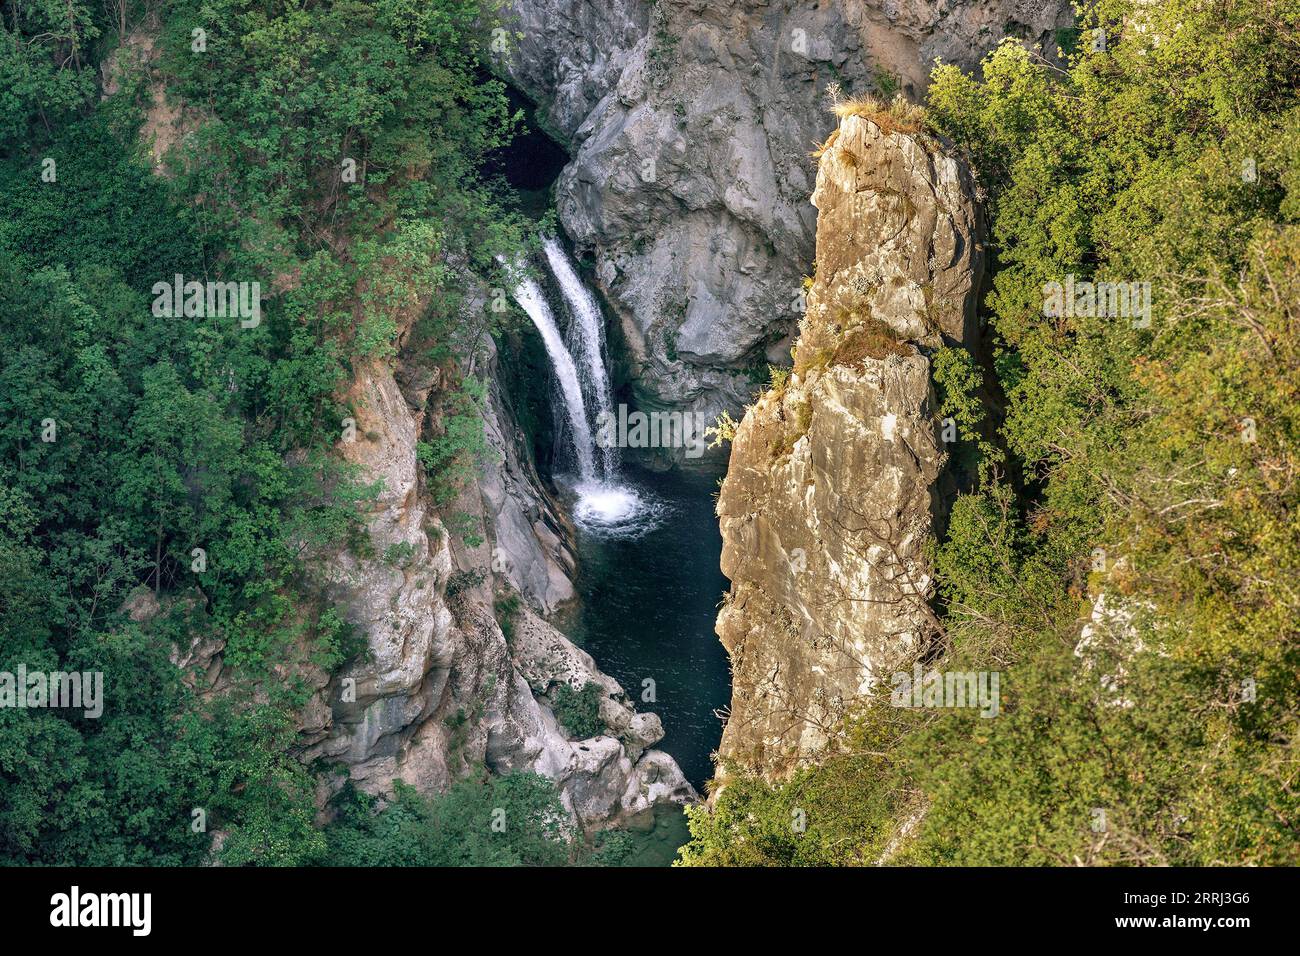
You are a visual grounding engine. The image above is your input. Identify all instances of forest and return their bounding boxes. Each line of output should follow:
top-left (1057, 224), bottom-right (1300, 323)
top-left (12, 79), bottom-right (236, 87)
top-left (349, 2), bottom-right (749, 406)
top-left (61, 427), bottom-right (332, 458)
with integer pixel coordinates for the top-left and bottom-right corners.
top-left (0, 0), bottom-right (588, 865)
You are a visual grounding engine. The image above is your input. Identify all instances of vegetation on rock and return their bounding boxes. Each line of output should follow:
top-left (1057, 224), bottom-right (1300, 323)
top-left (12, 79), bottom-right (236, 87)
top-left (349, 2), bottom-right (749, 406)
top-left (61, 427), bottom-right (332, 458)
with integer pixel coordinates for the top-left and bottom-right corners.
top-left (552, 681), bottom-right (605, 740)
top-left (683, 0), bottom-right (1300, 867)
top-left (0, 0), bottom-right (535, 865)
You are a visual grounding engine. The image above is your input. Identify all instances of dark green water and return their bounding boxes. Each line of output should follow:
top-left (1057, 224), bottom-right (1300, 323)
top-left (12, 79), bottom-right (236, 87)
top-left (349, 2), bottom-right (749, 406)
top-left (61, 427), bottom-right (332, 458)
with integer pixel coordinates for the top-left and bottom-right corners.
top-left (564, 463), bottom-right (731, 792)
top-left (605, 803), bottom-right (693, 867)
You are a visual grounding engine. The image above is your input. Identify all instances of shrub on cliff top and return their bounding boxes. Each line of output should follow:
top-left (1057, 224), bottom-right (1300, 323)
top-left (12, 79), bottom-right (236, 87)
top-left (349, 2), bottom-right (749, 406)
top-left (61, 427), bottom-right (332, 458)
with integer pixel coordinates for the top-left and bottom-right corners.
top-left (830, 92), bottom-right (926, 135)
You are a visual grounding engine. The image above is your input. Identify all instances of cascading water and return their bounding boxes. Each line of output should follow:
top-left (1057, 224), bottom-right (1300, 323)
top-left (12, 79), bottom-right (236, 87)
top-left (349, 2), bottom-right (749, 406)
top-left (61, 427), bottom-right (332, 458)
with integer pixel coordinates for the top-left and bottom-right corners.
top-left (505, 268), bottom-right (597, 482)
top-left (543, 237), bottom-right (618, 478)
top-left (488, 109), bottom-right (729, 856)
top-left (504, 244), bottom-right (659, 536)
top-left (525, 244), bottom-right (726, 791)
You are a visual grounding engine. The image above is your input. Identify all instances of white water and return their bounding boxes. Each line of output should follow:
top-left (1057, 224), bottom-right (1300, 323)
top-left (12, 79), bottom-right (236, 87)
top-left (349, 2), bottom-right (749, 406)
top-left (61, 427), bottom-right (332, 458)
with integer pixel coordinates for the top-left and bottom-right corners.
top-left (505, 244), bottom-right (659, 537)
top-left (506, 270), bottom-right (598, 482)
top-left (543, 237), bottom-right (618, 477)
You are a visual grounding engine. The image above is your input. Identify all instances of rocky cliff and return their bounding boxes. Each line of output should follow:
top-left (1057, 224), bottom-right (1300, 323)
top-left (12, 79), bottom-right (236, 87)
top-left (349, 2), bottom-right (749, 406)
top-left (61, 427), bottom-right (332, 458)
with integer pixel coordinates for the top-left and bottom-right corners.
top-left (503, 0), bottom-right (1068, 461)
top-left (713, 107), bottom-right (982, 778)
top-left (302, 324), bottom-right (696, 824)
top-left (162, 300), bottom-right (696, 827)
top-left (119, 25), bottom-right (695, 827)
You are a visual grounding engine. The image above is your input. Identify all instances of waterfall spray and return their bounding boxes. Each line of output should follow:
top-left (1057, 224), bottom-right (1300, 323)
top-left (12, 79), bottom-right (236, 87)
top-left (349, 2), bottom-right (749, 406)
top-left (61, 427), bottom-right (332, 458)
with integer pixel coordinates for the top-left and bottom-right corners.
top-left (501, 250), bottom-right (655, 536)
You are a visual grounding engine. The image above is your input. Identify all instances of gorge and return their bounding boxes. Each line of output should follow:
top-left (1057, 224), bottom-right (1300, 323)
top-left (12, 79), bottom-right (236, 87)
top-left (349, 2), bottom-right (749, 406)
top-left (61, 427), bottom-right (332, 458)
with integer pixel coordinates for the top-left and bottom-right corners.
top-left (484, 0), bottom-right (1037, 814)
top-left (308, 0), bottom-right (1058, 852)
top-left (8, 0), bottom-right (1291, 873)
top-left (504, 232), bottom-right (732, 794)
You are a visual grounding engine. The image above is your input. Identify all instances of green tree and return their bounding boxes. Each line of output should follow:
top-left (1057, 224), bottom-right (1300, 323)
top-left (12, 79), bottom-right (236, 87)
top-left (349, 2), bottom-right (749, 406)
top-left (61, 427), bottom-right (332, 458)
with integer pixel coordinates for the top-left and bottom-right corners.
top-left (323, 773), bottom-right (574, 867)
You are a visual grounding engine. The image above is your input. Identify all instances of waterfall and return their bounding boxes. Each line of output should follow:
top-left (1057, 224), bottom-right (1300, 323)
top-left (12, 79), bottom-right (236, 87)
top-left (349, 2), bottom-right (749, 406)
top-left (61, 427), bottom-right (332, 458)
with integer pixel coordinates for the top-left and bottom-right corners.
top-left (543, 237), bottom-right (617, 477)
top-left (503, 245), bottom-right (651, 535)
top-left (505, 269), bottom-right (598, 482)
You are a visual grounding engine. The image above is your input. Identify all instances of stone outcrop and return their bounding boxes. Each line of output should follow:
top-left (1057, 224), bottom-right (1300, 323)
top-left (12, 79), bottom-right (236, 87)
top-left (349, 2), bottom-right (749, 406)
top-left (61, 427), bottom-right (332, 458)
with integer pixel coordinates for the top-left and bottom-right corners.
top-left (712, 111), bottom-right (982, 778)
top-left (299, 312), bottom-right (695, 825)
top-left (503, 0), bottom-right (1070, 461)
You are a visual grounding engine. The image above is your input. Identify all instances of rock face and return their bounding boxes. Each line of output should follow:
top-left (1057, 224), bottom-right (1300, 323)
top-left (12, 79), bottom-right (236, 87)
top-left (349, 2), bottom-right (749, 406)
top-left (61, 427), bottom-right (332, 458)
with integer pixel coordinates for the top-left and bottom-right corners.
top-left (124, 12), bottom-right (699, 835)
top-left (300, 320), bottom-right (695, 825)
top-left (465, 336), bottom-right (578, 614)
top-left (712, 112), bottom-right (982, 778)
top-left (503, 0), bottom-right (1069, 461)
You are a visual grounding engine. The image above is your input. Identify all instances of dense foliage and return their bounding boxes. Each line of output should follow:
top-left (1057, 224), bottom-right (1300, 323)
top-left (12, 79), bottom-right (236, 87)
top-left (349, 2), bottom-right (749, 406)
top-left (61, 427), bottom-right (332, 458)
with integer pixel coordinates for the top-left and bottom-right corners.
top-left (0, 0), bottom-right (530, 864)
top-left (323, 773), bottom-right (576, 866)
top-left (683, 0), bottom-right (1300, 866)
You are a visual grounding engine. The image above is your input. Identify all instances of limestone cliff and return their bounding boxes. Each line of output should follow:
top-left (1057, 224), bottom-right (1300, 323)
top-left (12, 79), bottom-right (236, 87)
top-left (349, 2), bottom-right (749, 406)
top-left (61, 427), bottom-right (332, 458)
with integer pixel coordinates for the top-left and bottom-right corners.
top-left (713, 109), bottom-right (982, 778)
top-left (503, 0), bottom-right (1068, 460)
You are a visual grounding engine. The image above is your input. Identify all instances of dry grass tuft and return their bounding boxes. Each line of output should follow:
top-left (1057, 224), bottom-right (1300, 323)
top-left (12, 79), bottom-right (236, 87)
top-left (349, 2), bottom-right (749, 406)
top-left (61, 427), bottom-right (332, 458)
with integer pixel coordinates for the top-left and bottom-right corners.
top-left (830, 94), bottom-right (927, 136)
top-left (811, 128), bottom-right (839, 159)
top-left (811, 92), bottom-right (927, 159)
top-left (830, 316), bottom-right (911, 368)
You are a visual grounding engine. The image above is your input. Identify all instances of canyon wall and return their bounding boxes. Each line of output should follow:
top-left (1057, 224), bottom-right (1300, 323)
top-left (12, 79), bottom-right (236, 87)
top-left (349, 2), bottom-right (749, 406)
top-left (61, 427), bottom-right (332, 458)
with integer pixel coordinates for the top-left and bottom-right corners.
top-left (302, 325), bottom-right (696, 824)
top-left (123, 27), bottom-right (694, 826)
top-left (504, 0), bottom-right (1069, 461)
top-left (713, 111), bottom-right (982, 778)
top-left (163, 301), bottom-right (696, 826)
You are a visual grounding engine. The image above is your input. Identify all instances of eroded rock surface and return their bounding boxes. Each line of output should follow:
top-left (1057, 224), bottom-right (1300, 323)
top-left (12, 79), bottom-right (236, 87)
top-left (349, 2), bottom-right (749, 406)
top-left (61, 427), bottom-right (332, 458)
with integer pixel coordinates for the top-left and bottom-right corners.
top-left (713, 113), bottom-right (982, 778)
top-left (302, 324), bottom-right (694, 824)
